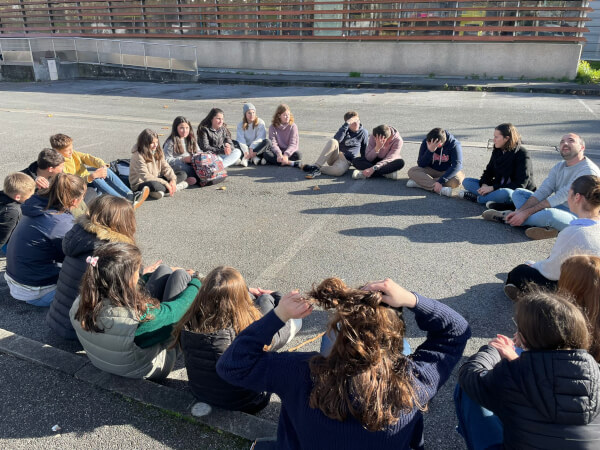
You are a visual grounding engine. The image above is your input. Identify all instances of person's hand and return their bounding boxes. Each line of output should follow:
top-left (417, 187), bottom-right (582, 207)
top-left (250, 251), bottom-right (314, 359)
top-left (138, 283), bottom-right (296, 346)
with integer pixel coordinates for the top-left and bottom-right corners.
top-left (433, 182), bottom-right (443, 194)
top-left (248, 150), bottom-right (257, 159)
top-left (505, 210), bottom-right (528, 227)
top-left (92, 166), bottom-right (108, 180)
top-left (363, 168), bottom-right (375, 178)
top-left (224, 143), bottom-right (232, 156)
top-left (276, 154), bottom-right (284, 164)
top-left (35, 176), bottom-right (49, 189)
top-left (183, 155), bottom-right (192, 164)
top-left (374, 135), bottom-right (386, 152)
top-left (490, 334), bottom-right (519, 361)
top-left (142, 260), bottom-right (162, 275)
top-left (281, 154), bottom-right (289, 165)
top-left (249, 287), bottom-right (274, 296)
top-left (426, 139), bottom-right (440, 152)
top-left (346, 116), bottom-right (359, 126)
top-left (361, 278), bottom-right (418, 309)
top-left (274, 290), bottom-right (313, 322)
top-left (167, 180), bottom-right (176, 196)
top-left (477, 184), bottom-right (493, 195)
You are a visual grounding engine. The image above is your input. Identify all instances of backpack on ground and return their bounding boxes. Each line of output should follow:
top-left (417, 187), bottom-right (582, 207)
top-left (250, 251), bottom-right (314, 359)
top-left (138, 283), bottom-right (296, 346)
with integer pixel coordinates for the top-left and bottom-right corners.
top-left (191, 153), bottom-right (227, 187)
top-left (108, 159), bottom-right (131, 188)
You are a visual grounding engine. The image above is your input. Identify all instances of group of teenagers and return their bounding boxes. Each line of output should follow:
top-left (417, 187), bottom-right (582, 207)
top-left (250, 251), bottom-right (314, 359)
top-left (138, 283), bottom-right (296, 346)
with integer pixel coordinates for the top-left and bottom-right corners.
top-left (1, 100), bottom-right (600, 449)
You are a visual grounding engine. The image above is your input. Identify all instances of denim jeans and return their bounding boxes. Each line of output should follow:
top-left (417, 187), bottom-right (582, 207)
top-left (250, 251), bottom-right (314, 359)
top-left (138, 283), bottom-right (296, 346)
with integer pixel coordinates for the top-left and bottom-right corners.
top-left (454, 385), bottom-right (504, 450)
top-left (219, 148), bottom-right (243, 168)
top-left (462, 178), bottom-right (513, 204)
top-left (25, 289), bottom-right (56, 307)
top-left (511, 189), bottom-right (576, 231)
top-left (89, 168), bottom-right (132, 198)
top-left (319, 328), bottom-right (411, 356)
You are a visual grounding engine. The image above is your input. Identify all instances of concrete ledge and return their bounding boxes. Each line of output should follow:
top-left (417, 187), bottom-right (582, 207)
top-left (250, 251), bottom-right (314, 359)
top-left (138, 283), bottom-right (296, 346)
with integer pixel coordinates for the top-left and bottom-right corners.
top-left (0, 64), bottom-right (35, 82)
top-left (78, 63), bottom-right (198, 82)
top-left (0, 327), bottom-right (277, 441)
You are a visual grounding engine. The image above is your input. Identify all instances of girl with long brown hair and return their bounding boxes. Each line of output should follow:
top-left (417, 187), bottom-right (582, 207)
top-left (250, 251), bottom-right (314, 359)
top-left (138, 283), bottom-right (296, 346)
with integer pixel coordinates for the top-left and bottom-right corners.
top-left (5, 173), bottom-right (86, 306)
top-left (162, 116), bottom-right (200, 186)
top-left (217, 277), bottom-right (470, 447)
top-left (173, 266), bottom-right (301, 413)
top-left (558, 254), bottom-right (600, 361)
top-left (265, 104), bottom-right (302, 166)
top-left (71, 242), bottom-right (202, 380)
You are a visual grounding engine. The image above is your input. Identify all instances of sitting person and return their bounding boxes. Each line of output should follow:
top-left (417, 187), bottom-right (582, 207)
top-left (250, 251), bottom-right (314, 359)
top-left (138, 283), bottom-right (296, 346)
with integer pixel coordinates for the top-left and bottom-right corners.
top-left (46, 195), bottom-right (137, 340)
top-left (351, 124), bottom-right (404, 180)
top-left (492, 133), bottom-right (600, 240)
top-left (50, 133), bottom-right (148, 209)
top-left (217, 277), bottom-right (470, 448)
top-left (558, 255), bottom-right (600, 362)
top-left (162, 116), bottom-right (200, 187)
top-left (5, 173), bottom-right (86, 306)
top-left (197, 108), bottom-right (243, 168)
top-left (504, 175), bottom-right (600, 300)
top-left (129, 129), bottom-right (188, 199)
top-left (21, 148), bottom-right (65, 190)
top-left (455, 290), bottom-right (600, 449)
top-left (265, 104), bottom-right (302, 167)
top-left (173, 266), bottom-right (301, 414)
top-left (236, 103), bottom-right (270, 166)
top-left (0, 173), bottom-right (36, 253)
top-left (460, 123), bottom-right (535, 208)
top-left (407, 128), bottom-right (464, 197)
top-left (70, 242), bottom-right (202, 380)
top-left (302, 111), bottom-right (368, 179)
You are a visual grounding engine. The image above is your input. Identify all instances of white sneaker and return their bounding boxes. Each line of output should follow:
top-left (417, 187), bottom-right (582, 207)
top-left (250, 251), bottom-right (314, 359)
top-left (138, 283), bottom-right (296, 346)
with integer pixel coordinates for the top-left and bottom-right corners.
top-left (383, 170), bottom-right (402, 180)
top-left (252, 156), bottom-right (260, 165)
top-left (261, 158), bottom-right (267, 165)
top-left (352, 170), bottom-right (365, 180)
top-left (406, 179), bottom-right (418, 188)
top-left (176, 181), bottom-right (188, 191)
top-left (149, 191), bottom-right (164, 199)
top-left (239, 158), bottom-right (249, 167)
top-left (440, 187), bottom-right (453, 197)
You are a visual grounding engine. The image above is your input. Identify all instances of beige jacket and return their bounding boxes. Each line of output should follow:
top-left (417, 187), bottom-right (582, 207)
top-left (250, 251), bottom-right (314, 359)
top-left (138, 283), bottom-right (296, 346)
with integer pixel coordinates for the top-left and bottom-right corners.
top-left (129, 146), bottom-right (176, 191)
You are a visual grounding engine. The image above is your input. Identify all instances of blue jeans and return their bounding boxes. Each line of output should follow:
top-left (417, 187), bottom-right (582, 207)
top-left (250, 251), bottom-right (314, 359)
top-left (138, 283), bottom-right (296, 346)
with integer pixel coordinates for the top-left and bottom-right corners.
top-left (319, 329), bottom-right (411, 356)
top-left (219, 148), bottom-right (243, 168)
top-left (462, 178), bottom-right (513, 204)
top-left (454, 385), bottom-right (503, 450)
top-left (511, 189), bottom-right (576, 231)
top-left (25, 289), bottom-right (56, 307)
top-left (89, 168), bottom-right (132, 198)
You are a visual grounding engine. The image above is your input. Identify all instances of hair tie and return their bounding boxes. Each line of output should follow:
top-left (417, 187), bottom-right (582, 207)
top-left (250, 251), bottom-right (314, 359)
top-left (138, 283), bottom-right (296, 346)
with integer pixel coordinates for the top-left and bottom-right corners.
top-left (86, 256), bottom-right (99, 267)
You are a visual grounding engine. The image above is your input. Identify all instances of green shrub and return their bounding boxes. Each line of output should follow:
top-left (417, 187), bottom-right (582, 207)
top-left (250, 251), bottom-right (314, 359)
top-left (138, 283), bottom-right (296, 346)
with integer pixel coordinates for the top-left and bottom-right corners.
top-left (576, 60), bottom-right (600, 84)
top-left (349, 71), bottom-right (361, 78)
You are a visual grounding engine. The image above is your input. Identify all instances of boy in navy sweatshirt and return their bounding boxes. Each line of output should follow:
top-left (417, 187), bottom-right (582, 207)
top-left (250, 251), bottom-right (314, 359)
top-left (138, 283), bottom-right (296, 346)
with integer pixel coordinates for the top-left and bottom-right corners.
top-left (0, 173), bottom-right (36, 253)
top-left (302, 111), bottom-right (368, 179)
top-left (407, 128), bottom-right (464, 197)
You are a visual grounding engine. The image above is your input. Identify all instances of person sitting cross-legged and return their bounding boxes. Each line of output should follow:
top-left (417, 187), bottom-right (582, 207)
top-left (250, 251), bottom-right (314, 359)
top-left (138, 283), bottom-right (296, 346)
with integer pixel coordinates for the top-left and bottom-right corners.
top-left (351, 124), bottom-right (405, 180)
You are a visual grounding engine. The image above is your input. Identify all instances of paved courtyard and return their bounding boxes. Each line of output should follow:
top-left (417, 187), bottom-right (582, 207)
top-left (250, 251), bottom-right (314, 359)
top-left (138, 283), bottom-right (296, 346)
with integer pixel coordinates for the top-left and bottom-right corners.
top-left (1, 80), bottom-right (599, 449)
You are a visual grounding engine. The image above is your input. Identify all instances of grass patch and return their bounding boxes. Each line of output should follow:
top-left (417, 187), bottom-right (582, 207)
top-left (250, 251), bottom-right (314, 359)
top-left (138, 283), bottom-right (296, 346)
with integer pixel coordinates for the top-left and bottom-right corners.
top-left (349, 71), bottom-right (361, 78)
top-left (576, 60), bottom-right (600, 84)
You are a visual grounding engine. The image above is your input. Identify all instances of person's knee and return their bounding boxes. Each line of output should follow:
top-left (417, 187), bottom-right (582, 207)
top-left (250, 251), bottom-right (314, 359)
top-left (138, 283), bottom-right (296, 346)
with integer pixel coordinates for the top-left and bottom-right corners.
top-left (407, 166), bottom-right (422, 179)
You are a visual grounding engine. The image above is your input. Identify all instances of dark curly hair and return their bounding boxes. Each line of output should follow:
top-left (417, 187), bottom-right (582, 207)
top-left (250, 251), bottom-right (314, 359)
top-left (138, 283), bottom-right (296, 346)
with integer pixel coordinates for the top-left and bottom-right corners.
top-left (307, 278), bottom-right (424, 432)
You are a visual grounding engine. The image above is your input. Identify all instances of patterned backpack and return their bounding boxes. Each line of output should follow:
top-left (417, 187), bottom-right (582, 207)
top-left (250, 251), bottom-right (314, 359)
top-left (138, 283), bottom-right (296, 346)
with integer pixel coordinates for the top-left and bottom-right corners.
top-left (191, 153), bottom-right (227, 187)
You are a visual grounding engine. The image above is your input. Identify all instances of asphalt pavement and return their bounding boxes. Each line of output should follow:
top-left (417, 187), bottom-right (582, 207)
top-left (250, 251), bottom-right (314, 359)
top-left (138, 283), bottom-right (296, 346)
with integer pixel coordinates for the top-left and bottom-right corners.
top-left (1, 80), bottom-right (599, 449)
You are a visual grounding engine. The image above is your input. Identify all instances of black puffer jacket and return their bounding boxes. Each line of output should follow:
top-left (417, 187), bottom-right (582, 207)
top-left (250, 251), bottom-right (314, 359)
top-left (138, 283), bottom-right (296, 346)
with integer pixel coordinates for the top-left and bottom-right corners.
top-left (479, 144), bottom-right (537, 192)
top-left (46, 219), bottom-right (134, 339)
top-left (181, 293), bottom-right (296, 413)
top-left (459, 345), bottom-right (600, 449)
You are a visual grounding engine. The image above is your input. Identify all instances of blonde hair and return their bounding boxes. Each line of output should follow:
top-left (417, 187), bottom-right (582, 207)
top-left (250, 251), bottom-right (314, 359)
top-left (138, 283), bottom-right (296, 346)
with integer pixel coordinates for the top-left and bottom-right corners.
top-left (3, 173), bottom-right (36, 198)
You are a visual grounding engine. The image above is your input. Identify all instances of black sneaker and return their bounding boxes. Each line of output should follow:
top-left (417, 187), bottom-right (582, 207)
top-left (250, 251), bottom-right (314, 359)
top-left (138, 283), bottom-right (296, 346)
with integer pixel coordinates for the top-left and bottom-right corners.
top-left (305, 168), bottom-right (321, 179)
top-left (302, 164), bottom-right (318, 173)
top-left (459, 190), bottom-right (478, 202)
top-left (485, 201), bottom-right (515, 212)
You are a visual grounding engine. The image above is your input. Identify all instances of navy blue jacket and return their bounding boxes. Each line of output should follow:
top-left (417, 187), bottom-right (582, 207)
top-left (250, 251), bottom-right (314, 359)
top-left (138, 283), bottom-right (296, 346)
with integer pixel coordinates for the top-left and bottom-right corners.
top-left (417, 131), bottom-right (463, 184)
top-left (333, 123), bottom-right (369, 161)
top-left (5, 195), bottom-right (74, 286)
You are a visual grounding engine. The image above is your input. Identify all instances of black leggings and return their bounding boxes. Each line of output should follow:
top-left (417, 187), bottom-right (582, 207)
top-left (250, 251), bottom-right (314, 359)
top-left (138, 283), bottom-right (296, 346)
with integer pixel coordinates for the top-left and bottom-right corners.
top-left (144, 265), bottom-right (192, 302)
top-left (263, 149), bottom-right (302, 165)
top-left (352, 157), bottom-right (405, 176)
top-left (506, 264), bottom-right (557, 292)
top-left (138, 171), bottom-right (187, 193)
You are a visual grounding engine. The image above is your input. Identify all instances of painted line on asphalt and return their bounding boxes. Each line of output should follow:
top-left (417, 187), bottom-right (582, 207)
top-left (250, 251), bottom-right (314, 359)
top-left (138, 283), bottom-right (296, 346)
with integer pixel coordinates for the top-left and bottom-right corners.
top-left (575, 95), bottom-right (598, 118)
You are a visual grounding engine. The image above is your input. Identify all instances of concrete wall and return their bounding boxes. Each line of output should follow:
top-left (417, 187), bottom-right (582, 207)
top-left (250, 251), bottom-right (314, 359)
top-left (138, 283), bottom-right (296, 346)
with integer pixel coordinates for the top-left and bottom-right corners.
top-left (146, 39), bottom-right (582, 79)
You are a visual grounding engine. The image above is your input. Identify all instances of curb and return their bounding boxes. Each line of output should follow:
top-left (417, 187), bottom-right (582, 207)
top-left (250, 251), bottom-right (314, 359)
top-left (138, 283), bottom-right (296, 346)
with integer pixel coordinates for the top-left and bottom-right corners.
top-left (0, 328), bottom-right (277, 441)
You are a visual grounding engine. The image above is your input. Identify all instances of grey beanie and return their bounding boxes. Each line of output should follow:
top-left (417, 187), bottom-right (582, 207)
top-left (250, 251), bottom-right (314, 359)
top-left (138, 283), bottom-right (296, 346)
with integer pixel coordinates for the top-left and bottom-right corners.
top-left (243, 103), bottom-right (256, 114)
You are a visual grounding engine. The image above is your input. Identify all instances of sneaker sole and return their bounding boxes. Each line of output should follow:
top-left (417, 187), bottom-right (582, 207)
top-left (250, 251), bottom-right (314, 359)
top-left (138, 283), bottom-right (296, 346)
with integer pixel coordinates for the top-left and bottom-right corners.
top-left (525, 227), bottom-right (559, 240)
top-left (482, 209), bottom-right (507, 223)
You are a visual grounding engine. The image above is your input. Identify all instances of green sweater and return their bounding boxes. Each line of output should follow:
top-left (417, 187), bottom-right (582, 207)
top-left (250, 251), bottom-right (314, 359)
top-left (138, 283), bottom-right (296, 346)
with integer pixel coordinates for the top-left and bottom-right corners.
top-left (134, 278), bottom-right (201, 348)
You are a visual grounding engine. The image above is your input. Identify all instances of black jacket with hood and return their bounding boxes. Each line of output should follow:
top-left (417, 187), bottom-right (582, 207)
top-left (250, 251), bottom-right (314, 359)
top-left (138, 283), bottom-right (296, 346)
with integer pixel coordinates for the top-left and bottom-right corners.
top-left (479, 144), bottom-right (537, 192)
top-left (459, 345), bottom-right (600, 449)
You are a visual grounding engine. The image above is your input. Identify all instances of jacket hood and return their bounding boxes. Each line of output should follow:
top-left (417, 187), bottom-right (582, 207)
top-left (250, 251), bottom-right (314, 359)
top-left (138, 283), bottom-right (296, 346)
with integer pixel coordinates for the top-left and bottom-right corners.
top-left (517, 350), bottom-right (600, 425)
top-left (0, 192), bottom-right (17, 207)
top-left (63, 219), bottom-right (134, 258)
top-left (21, 194), bottom-right (51, 217)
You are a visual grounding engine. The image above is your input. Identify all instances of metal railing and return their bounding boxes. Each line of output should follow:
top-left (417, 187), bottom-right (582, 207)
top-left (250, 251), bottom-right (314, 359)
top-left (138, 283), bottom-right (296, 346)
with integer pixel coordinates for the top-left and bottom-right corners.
top-left (0, 37), bottom-right (198, 72)
top-left (0, 0), bottom-right (592, 42)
